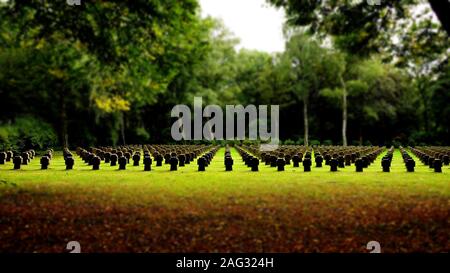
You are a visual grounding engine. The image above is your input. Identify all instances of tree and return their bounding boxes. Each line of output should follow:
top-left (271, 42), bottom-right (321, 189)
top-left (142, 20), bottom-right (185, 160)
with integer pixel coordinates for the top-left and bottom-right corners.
top-left (319, 52), bottom-right (349, 145)
top-left (268, 0), bottom-right (447, 55)
top-left (282, 33), bottom-right (332, 146)
top-left (0, 0), bottom-right (207, 147)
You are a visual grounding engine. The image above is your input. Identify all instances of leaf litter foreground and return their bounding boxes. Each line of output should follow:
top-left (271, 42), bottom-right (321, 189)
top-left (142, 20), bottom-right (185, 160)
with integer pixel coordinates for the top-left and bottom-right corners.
top-left (0, 149), bottom-right (449, 253)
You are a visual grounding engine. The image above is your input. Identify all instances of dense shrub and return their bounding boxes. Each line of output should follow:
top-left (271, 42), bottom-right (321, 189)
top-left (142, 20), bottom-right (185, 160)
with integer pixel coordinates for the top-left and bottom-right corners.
top-left (322, 139), bottom-right (333, 146)
top-left (310, 139), bottom-right (321, 146)
top-left (0, 116), bottom-right (58, 150)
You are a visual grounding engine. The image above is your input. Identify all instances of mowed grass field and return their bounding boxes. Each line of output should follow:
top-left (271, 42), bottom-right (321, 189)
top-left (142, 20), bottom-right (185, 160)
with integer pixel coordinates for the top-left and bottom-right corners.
top-left (0, 148), bottom-right (449, 253)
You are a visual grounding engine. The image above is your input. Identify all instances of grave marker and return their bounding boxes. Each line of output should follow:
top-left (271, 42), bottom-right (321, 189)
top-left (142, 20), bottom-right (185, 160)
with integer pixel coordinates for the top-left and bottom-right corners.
top-left (40, 156), bottom-right (50, 170)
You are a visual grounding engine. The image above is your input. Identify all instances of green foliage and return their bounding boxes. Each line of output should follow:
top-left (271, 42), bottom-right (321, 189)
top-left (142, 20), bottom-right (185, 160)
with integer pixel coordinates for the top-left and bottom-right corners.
top-left (283, 139), bottom-right (296, 145)
top-left (322, 139), bottom-right (333, 146)
top-left (268, 0), bottom-right (421, 55)
top-left (0, 117), bottom-right (58, 150)
top-left (0, 0), bottom-right (447, 147)
top-left (310, 139), bottom-right (321, 146)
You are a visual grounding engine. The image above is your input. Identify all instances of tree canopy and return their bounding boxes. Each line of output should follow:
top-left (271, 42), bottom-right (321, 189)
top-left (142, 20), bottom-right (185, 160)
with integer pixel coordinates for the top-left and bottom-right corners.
top-left (0, 0), bottom-right (448, 150)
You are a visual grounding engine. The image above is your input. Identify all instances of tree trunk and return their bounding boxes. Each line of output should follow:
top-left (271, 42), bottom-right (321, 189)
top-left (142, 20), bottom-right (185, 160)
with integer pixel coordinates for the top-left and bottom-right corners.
top-left (340, 75), bottom-right (348, 146)
top-left (429, 0), bottom-right (450, 35)
top-left (417, 78), bottom-right (430, 132)
top-left (60, 93), bottom-right (69, 148)
top-left (303, 98), bottom-right (309, 146)
top-left (120, 112), bottom-right (126, 145)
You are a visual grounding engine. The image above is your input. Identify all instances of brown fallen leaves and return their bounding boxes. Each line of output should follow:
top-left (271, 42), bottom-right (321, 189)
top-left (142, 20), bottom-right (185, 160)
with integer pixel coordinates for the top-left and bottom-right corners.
top-left (0, 189), bottom-right (448, 253)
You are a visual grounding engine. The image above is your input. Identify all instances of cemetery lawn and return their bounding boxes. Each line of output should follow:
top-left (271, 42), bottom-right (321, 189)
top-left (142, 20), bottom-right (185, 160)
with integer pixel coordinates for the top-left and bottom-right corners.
top-left (0, 149), bottom-right (449, 253)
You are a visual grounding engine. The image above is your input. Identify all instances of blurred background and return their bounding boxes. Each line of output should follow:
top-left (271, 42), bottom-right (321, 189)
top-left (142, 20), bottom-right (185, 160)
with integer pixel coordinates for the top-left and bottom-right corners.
top-left (0, 0), bottom-right (448, 150)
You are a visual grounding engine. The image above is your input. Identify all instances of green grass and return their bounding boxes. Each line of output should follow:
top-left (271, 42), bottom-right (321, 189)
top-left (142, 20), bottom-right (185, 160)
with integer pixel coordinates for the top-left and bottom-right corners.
top-left (0, 148), bottom-right (449, 253)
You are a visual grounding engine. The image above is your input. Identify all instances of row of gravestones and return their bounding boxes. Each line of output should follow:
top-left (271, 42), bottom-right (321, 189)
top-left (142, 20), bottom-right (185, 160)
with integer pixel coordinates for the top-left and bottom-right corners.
top-left (409, 147), bottom-right (447, 173)
top-left (141, 145), bottom-right (220, 172)
top-left (381, 147), bottom-right (394, 172)
top-left (411, 146), bottom-right (450, 165)
top-left (0, 149), bottom-right (55, 170)
top-left (237, 145), bottom-right (385, 172)
top-left (235, 146), bottom-right (260, 171)
top-left (399, 147), bottom-right (417, 172)
top-left (314, 147), bottom-right (384, 172)
top-left (74, 145), bottom-right (218, 171)
top-left (224, 147), bottom-right (234, 171)
top-left (143, 144), bottom-right (218, 172)
top-left (145, 144), bottom-right (211, 168)
top-left (197, 146), bottom-right (220, 171)
top-left (244, 145), bottom-right (310, 162)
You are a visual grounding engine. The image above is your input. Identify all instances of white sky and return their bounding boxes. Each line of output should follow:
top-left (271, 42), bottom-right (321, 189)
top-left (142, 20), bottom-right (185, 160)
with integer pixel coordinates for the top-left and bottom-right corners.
top-left (199, 0), bottom-right (286, 53)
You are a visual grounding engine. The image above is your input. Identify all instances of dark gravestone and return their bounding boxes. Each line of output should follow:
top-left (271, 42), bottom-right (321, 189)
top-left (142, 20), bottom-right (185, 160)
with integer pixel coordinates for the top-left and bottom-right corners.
top-left (270, 156), bottom-right (277, 167)
top-left (205, 153), bottom-right (212, 166)
top-left (22, 152), bottom-right (30, 165)
top-left (65, 157), bottom-right (74, 170)
top-left (87, 153), bottom-right (94, 165)
top-left (98, 151), bottom-right (105, 161)
top-left (13, 156), bottom-right (22, 170)
top-left (277, 158), bottom-right (285, 171)
top-left (303, 158), bottom-right (311, 172)
top-left (92, 156), bottom-right (101, 170)
top-left (433, 159), bottom-right (442, 173)
top-left (179, 154), bottom-right (186, 167)
top-left (170, 156), bottom-right (178, 171)
top-left (143, 156), bottom-right (152, 171)
top-left (324, 154), bottom-right (331, 165)
top-left (330, 158), bottom-right (338, 172)
top-left (251, 158), bottom-right (259, 172)
top-left (164, 154), bottom-right (171, 164)
top-left (243, 155), bottom-right (251, 167)
top-left (198, 157), bottom-right (206, 172)
top-left (285, 155), bottom-right (291, 165)
top-left (125, 152), bottom-right (131, 164)
top-left (184, 154), bottom-right (191, 164)
top-left (132, 154), bottom-right (140, 166)
top-left (104, 152), bottom-right (111, 164)
top-left (361, 156), bottom-right (369, 168)
top-left (292, 155), bottom-right (300, 168)
top-left (406, 159), bottom-right (415, 172)
top-left (110, 154), bottom-right (118, 166)
top-left (355, 158), bottom-right (364, 172)
top-left (225, 157), bottom-right (233, 171)
top-left (305, 152), bottom-right (312, 159)
top-left (351, 153), bottom-right (357, 163)
top-left (382, 158), bottom-right (390, 172)
top-left (315, 155), bottom-right (323, 168)
top-left (338, 156), bottom-right (345, 168)
top-left (345, 154), bottom-right (351, 166)
top-left (6, 151), bottom-right (13, 162)
top-left (0, 152), bottom-right (5, 164)
top-left (118, 156), bottom-right (127, 170)
top-left (443, 155), bottom-right (449, 166)
top-left (155, 154), bottom-right (163, 166)
top-left (40, 156), bottom-right (50, 170)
